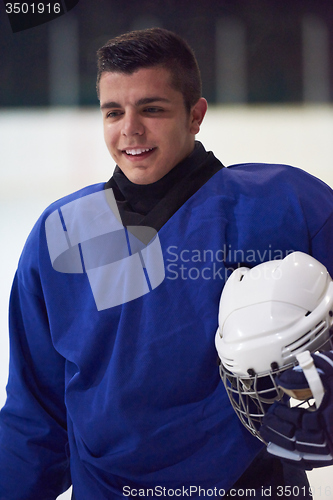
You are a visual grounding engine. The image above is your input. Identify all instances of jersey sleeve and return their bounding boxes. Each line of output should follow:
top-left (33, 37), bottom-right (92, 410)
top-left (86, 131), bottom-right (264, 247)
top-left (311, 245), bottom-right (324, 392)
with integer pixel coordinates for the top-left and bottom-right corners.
top-left (0, 253), bottom-right (71, 498)
top-left (291, 166), bottom-right (333, 276)
top-left (310, 211), bottom-right (333, 278)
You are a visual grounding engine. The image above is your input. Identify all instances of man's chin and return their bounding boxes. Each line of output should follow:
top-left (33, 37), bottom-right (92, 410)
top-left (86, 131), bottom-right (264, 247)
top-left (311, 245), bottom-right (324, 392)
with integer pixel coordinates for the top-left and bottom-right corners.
top-left (119, 167), bottom-right (153, 185)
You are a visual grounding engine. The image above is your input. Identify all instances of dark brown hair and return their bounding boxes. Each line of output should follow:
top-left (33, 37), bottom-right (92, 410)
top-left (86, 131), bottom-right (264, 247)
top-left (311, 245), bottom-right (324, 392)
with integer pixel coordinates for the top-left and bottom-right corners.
top-left (96, 28), bottom-right (202, 113)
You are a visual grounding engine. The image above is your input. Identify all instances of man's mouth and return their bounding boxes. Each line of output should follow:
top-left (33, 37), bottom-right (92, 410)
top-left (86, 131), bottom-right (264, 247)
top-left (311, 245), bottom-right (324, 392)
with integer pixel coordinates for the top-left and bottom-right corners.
top-left (123, 147), bottom-right (156, 157)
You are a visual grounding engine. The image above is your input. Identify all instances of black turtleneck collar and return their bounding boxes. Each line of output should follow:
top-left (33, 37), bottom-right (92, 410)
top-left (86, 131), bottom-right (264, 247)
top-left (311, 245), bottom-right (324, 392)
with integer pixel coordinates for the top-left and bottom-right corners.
top-left (109, 142), bottom-right (208, 216)
top-left (105, 141), bottom-right (224, 231)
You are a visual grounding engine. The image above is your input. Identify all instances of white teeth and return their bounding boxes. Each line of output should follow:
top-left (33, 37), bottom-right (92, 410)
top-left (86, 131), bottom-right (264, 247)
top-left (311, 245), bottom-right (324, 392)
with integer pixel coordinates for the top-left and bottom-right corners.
top-left (125, 148), bottom-right (153, 155)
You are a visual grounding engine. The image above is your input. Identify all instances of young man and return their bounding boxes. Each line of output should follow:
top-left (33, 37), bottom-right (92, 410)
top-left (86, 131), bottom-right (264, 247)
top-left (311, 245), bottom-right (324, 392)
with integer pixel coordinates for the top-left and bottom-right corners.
top-left (0, 28), bottom-right (332, 499)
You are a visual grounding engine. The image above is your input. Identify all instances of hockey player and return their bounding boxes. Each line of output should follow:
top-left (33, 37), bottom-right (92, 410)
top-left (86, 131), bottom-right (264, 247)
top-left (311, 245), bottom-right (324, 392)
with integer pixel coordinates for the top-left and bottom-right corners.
top-left (0, 27), bottom-right (333, 499)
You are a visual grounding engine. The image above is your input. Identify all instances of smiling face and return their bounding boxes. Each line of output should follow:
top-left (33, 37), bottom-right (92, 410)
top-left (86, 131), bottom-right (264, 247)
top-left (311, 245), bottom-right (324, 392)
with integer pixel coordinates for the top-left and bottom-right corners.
top-left (99, 66), bottom-right (207, 185)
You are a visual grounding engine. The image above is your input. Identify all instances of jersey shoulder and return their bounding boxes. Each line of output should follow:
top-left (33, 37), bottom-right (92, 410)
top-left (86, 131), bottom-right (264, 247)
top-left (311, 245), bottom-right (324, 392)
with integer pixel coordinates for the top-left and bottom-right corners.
top-left (223, 162), bottom-right (332, 197)
top-left (17, 183), bottom-right (106, 272)
top-left (41, 182), bottom-right (106, 217)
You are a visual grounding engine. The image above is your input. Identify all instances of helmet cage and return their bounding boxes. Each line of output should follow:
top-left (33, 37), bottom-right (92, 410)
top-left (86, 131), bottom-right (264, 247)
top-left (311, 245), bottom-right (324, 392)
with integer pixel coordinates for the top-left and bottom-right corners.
top-left (219, 332), bottom-right (333, 443)
top-left (220, 363), bottom-right (291, 442)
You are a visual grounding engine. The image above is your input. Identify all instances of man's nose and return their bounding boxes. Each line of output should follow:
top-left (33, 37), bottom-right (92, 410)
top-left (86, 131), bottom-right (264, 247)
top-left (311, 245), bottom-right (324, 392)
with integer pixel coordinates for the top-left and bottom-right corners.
top-left (121, 111), bottom-right (144, 136)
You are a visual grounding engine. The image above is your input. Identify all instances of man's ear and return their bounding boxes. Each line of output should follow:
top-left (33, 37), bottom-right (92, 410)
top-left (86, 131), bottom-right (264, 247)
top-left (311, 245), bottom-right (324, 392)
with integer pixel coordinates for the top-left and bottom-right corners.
top-left (189, 98), bottom-right (208, 135)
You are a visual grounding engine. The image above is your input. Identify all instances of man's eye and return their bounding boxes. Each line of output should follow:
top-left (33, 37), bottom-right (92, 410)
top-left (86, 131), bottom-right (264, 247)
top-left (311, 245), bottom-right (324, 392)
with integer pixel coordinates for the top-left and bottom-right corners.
top-left (144, 107), bottom-right (163, 113)
top-left (107, 111), bottom-right (122, 118)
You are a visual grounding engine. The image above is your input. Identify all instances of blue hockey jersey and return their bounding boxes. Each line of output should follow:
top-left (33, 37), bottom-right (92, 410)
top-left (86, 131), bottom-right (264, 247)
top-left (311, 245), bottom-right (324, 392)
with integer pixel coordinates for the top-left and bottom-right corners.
top-left (0, 154), bottom-right (332, 499)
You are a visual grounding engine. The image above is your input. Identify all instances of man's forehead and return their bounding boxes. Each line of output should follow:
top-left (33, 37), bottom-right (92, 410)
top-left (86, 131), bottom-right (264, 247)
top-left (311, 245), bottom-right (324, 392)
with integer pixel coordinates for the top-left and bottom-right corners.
top-left (98, 67), bottom-right (180, 106)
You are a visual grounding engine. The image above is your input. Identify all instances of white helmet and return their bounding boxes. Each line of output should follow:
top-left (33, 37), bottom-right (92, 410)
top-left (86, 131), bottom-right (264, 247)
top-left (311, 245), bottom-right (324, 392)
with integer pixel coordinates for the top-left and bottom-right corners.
top-left (215, 252), bottom-right (333, 441)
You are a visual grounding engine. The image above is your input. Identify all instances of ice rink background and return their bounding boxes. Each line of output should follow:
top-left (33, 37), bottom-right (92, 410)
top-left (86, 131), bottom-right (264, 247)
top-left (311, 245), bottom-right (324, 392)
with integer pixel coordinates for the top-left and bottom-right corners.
top-left (0, 106), bottom-right (333, 499)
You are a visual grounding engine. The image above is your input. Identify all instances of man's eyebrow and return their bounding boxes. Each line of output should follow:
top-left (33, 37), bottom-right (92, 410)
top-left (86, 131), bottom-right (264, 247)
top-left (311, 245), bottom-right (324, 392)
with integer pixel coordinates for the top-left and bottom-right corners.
top-left (135, 97), bottom-right (171, 106)
top-left (100, 97), bottom-right (171, 110)
top-left (100, 101), bottom-right (121, 110)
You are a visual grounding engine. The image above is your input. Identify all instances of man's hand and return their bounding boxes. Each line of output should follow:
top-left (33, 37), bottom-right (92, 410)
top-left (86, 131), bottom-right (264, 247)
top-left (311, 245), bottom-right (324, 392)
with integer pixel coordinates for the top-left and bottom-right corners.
top-left (260, 351), bottom-right (333, 470)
